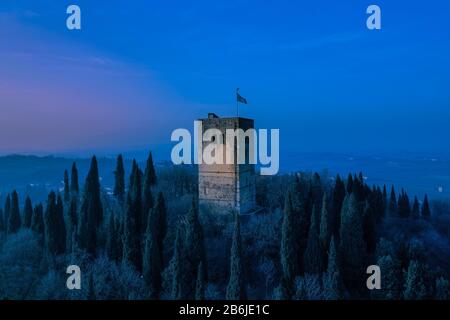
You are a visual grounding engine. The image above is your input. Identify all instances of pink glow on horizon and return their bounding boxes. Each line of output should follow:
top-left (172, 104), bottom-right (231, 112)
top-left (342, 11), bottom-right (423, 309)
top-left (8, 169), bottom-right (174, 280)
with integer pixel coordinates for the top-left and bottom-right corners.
top-left (0, 14), bottom-right (201, 154)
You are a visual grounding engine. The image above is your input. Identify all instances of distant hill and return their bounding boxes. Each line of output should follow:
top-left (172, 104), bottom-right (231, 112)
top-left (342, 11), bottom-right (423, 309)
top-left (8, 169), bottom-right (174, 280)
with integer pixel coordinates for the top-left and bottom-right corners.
top-left (1, 151), bottom-right (449, 205)
top-left (282, 152), bottom-right (450, 201)
top-left (0, 155), bottom-right (134, 204)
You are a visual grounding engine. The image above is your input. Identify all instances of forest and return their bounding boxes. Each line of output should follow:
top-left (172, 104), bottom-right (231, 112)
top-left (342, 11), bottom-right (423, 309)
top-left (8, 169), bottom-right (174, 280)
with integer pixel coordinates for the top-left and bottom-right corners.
top-left (0, 152), bottom-right (449, 300)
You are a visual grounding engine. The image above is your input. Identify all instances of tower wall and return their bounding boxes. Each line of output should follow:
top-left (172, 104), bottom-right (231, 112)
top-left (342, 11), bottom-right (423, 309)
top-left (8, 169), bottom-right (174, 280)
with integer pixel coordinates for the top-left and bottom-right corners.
top-left (198, 113), bottom-right (256, 214)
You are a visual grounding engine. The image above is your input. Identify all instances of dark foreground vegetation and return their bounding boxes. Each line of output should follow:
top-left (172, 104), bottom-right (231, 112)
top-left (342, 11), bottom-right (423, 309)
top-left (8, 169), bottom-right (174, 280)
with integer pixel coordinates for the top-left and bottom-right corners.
top-left (0, 153), bottom-right (449, 300)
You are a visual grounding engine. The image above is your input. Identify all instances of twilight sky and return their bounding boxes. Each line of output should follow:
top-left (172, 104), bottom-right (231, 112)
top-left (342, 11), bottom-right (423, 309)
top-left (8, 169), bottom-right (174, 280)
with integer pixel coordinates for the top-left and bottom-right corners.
top-left (1, 0), bottom-right (450, 156)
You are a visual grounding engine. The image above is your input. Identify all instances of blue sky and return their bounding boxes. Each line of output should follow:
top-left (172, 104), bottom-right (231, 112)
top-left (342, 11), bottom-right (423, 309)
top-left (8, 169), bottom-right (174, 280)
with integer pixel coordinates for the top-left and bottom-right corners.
top-left (1, 0), bottom-right (450, 155)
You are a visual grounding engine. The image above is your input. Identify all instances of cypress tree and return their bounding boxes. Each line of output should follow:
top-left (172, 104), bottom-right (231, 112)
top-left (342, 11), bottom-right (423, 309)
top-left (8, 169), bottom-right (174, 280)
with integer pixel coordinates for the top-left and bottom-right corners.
top-left (70, 162), bottom-right (79, 196)
top-left (56, 195), bottom-right (67, 246)
top-left (0, 209), bottom-right (4, 232)
top-left (290, 177), bottom-right (308, 270)
top-left (78, 156), bottom-right (103, 256)
top-left (123, 161), bottom-right (143, 271)
top-left (31, 203), bottom-right (45, 247)
top-left (106, 213), bottom-right (120, 262)
top-left (324, 237), bottom-right (344, 299)
top-left (184, 198), bottom-right (206, 299)
top-left (195, 261), bottom-right (206, 300)
top-left (129, 160), bottom-right (144, 233)
top-left (142, 152), bottom-right (157, 230)
top-left (382, 185), bottom-right (387, 214)
top-left (327, 237), bottom-right (340, 276)
top-left (44, 192), bottom-right (66, 255)
top-left (352, 173), bottom-right (364, 202)
top-left (374, 186), bottom-right (385, 221)
top-left (363, 199), bottom-right (377, 254)
top-left (113, 154), bottom-right (125, 202)
top-left (397, 190), bottom-right (411, 218)
top-left (373, 255), bottom-right (402, 300)
top-left (149, 192), bottom-right (167, 262)
top-left (143, 214), bottom-right (162, 299)
top-left (358, 172), bottom-right (364, 183)
top-left (116, 218), bottom-right (123, 261)
top-left (144, 151), bottom-right (157, 187)
top-left (319, 194), bottom-right (331, 250)
top-left (67, 198), bottom-right (78, 251)
top-left (404, 191), bottom-right (411, 217)
top-left (404, 260), bottom-right (428, 300)
top-left (142, 187), bottom-right (153, 234)
top-left (170, 227), bottom-right (184, 300)
top-left (340, 194), bottom-right (366, 293)
top-left (303, 184), bottom-right (314, 237)
top-left (226, 214), bottom-right (246, 300)
top-left (64, 170), bottom-right (70, 202)
top-left (331, 175), bottom-right (346, 238)
top-left (280, 191), bottom-right (298, 295)
top-left (23, 196), bottom-right (33, 228)
top-left (123, 191), bottom-right (142, 270)
top-left (68, 198), bottom-right (78, 230)
top-left (4, 194), bottom-right (10, 230)
top-left (375, 238), bottom-right (395, 260)
top-left (31, 203), bottom-right (44, 235)
top-left (412, 196), bottom-right (420, 218)
top-left (7, 190), bottom-right (21, 234)
top-left (87, 273), bottom-right (96, 300)
top-left (291, 174), bottom-right (303, 202)
top-left (408, 238), bottom-right (426, 262)
top-left (421, 194), bottom-right (431, 220)
top-left (388, 186), bottom-right (397, 216)
top-left (346, 174), bottom-right (354, 194)
top-left (311, 172), bottom-right (323, 210)
top-left (304, 207), bottom-right (323, 274)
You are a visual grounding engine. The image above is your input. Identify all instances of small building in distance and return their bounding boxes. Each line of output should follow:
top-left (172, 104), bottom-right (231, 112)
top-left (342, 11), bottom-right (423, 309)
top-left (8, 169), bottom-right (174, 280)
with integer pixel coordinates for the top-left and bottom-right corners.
top-left (198, 113), bottom-right (256, 214)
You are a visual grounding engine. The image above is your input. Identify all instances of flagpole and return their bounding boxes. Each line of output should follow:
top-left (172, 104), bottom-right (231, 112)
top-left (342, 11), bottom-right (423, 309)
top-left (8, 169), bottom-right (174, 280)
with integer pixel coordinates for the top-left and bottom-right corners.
top-left (234, 89), bottom-right (238, 211)
top-left (236, 88), bottom-right (239, 118)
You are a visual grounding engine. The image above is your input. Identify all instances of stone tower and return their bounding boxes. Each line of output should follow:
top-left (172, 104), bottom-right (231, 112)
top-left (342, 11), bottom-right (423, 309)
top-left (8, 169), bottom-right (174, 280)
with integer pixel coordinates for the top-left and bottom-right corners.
top-left (198, 113), bottom-right (256, 214)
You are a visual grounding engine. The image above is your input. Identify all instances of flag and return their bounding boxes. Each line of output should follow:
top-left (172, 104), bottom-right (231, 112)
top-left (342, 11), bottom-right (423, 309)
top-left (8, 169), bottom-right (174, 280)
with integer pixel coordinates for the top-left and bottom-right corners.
top-left (236, 88), bottom-right (248, 104)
